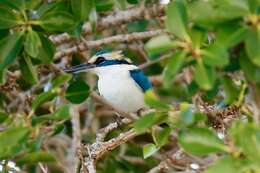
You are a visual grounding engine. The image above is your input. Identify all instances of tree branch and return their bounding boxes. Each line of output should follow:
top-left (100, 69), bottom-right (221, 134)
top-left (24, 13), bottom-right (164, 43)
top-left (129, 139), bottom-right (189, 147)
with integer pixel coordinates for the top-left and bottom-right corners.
top-left (54, 29), bottom-right (167, 60)
top-left (50, 5), bottom-right (165, 45)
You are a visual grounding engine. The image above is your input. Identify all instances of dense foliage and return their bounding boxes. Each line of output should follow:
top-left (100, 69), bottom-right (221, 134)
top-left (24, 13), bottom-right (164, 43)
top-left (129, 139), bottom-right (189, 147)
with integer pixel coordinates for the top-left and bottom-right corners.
top-left (0, 0), bottom-right (260, 173)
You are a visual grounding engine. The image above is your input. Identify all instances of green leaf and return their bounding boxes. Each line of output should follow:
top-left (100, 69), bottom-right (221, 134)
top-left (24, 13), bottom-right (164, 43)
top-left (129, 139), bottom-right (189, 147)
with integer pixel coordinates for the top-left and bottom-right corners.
top-left (25, 0), bottom-right (42, 10)
top-left (24, 30), bottom-right (42, 58)
top-left (32, 89), bottom-right (59, 111)
top-left (239, 51), bottom-right (260, 84)
top-left (204, 156), bottom-right (245, 173)
top-left (166, 0), bottom-right (190, 40)
top-left (65, 80), bottom-right (90, 104)
top-left (194, 60), bottom-right (216, 90)
top-left (189, 0), bottom-right (249, 26)
top-left (189, 28), bottom-right (207, 49)
top-left (0, 0), bottom-right (25, 11)
top-left (39, 11), bottom-right (76, 32)
top-left (71, 0), bottom-right (94, 21)
top-left (245, 30), bottom-right (260, 67)
top-left (144, 35), bottom-right (174, 57)
top-left (163, 51), bottom-right (186, 87)
top-left (152, 126), bottom-right (171, 147)
top-left (230, 122), bottom-right (260, 162)
top-left (17, 151), bottom-right (56, 165)
top-left (37, 33), bottom-right (55, 64)
top-left (96, 0), bottom-right (114, 12)
top-left (143, 143), bottom-right (158, 159)
top-left (114, 0), bottom-right (127, 10)
top-left (51, 74), bottom-right (72, 88)
top-left (0, 6), bottom-right (20, 29)
top-left (0, 126), bottom-right (31, 159)
top-left (144, 90), bottom-right (171, 110)
top-left (0, 33), bottom-right (23, 70)
top-left (127, 0), bottom-right (138, 4)
top-left (52, 124), bottom-right (66, 136)
top-left (19, 55), bottom-right (38, 84)
top-left (222, 76), bottom-right (240, 104)
top-left (248, 0), bottom-right (260, 13)
top-left (0, 69), bottom-right (6, 84)
top-left (178, 127), bottom-right (229, 156)
top-left (216, 25), bottom-right (248, 48)
top-left (0, 111), bottom-right (8, 123)
top-left (32, 105), bottom-right (70, 125)
top-left (133, 112), bottom-right (167, 133)
top-left (202, 43), bottom-right (229, 67)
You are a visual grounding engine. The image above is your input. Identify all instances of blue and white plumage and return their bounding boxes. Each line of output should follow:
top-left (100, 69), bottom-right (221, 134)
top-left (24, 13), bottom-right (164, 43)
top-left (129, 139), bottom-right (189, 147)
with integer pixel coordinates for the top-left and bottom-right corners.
top-left (65, 50), bottom-right (152, 113)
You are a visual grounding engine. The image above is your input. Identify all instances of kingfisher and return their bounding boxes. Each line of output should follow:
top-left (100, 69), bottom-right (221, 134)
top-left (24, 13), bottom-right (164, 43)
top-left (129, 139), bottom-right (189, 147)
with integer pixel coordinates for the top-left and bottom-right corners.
top-left (65, 50), bottom-right (152, 113)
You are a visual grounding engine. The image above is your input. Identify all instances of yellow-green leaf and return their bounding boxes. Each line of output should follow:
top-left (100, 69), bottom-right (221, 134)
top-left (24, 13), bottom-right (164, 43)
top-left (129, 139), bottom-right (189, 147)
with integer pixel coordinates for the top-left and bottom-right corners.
top-left (24, 30), bottom-right (41, 58)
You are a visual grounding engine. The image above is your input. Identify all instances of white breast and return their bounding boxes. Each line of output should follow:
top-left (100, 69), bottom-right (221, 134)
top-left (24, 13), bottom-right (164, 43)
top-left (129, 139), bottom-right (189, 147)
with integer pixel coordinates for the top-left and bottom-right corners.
top-left (95, 65), bottom-right (146, 113)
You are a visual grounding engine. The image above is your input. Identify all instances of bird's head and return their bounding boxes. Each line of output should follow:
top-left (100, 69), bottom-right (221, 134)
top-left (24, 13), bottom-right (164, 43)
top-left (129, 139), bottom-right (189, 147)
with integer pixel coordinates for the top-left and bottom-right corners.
top-left (64, 50), bottom-right (133, 74)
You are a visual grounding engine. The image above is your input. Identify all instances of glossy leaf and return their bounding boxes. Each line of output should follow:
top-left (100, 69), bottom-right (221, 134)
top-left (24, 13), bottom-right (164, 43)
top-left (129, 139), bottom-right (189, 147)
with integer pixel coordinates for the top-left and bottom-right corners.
top-left (144, 90), bottom-right (171, 110)
top-left (166, 0), bottom-right (189, 40)
top-left (202, 43), bottom-right (229, 67)
top-left (245, 30), bottom-right (260, 67)
top-left (71, 0), bottom-right (94, 21)
top-left (19, 55), bottom-right (38, 84)
top-left (0, 33), bottom-right (23, 70)
top-left (0, 0), bottom-right (25, 11)
top-left (152, 126), bottom-right (171, 147)
top-left (39, 11), bottom-right (76, 32)
top-left (51, 74), bottom-right (72, 88)
top-left (178, 127), bottom-right (229, 156)
top-left (0, 6), bottom-right (20, 29)
top-left (143, 143), bottom-right (157, 159)
top-left (145, 35), bottom-right (174, 56)
top-left (189, 1), bottom-right (249, 26)
top-left (37, 34), bottom-right (55, 64)
top-left (133, 112), bottom-right (167, 133)
top-left (216, 25), bottom-right (248, 48)
top-left (17, 151), bottom-right (56, 165)
top-left (32, 105), bottom-right (70, 125)
top-left (222, 76), bottom-right (240, 104)
top-left (239, 51), bottom-right (260, 84)
top-left (32, 89), bottom-right (59, 111)
top-left (65, 80), bottom-right (90, 104)
top-left (24, 30), bottom-right (42, 58)
top-left (189, 28), bottom-right (207, 49)
top-left (194, 60), bottom-right (216, 90)
top-left (127, 0), bottom-right (138, 4)
top-left (25, 0), bottom-right (42, 9)
top-left (163, 51), bottom-right (186, 87)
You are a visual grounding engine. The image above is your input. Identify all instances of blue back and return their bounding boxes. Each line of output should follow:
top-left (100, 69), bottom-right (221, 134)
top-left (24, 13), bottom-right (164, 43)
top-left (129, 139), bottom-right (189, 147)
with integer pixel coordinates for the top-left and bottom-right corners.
top-left (130, 69), bottom-right (152, 92)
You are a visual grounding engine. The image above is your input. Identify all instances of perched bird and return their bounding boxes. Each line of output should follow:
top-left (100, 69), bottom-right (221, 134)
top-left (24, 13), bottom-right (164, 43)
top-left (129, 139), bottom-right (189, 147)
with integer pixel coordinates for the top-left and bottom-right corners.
top-left (65, 50), bottom-right (152, 113)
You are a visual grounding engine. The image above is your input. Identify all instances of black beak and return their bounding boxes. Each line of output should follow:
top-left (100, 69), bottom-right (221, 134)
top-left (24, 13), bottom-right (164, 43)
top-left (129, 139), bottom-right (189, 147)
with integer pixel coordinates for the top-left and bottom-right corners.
top-left (64, 63), bottom-right (96, 73)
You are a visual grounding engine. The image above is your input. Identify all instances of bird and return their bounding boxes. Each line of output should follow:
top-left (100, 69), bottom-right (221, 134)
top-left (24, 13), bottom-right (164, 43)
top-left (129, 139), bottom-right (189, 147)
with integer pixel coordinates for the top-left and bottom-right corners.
top-left (65, 50), bottom-right (152, 113)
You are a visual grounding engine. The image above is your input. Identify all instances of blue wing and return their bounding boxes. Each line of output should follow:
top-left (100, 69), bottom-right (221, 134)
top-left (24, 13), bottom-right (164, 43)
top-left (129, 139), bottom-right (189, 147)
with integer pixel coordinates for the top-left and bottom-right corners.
top-left (129, 69), bottom-right (152, 92)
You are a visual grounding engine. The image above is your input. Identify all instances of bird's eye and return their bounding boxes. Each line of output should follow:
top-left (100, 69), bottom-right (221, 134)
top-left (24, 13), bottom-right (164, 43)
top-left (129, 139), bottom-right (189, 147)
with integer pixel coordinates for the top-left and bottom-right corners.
top-left (94, 57), bottom-right (105, 64)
